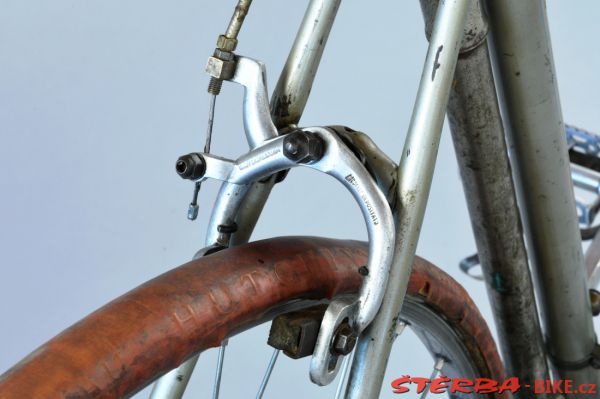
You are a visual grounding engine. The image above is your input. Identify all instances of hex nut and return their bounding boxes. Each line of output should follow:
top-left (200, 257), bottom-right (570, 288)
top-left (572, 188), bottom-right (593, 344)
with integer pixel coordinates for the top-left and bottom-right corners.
top-left (175, 153), bottom-right (206, 180)
top-left (217, 34), bottom-right (237, 52)
top-left (205, 56), bottom-right (236, 80)
top-left (283, 131), bottom-right (325, 164)
top-left (332, 324), bottom-right (357, 356)
top-left (213, 48), bottom-right (234, 61)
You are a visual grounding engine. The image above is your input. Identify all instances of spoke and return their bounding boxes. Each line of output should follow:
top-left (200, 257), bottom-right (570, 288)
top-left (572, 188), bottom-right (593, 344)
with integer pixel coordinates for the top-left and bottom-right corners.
top-left (255, 349), bottom-right (280, 399)
top-left (419, 357), bottom-right (445, 399)
top-left (211, 340), bottom-right (228, 399)
top-left (334, 350), bottom-right (355, 399)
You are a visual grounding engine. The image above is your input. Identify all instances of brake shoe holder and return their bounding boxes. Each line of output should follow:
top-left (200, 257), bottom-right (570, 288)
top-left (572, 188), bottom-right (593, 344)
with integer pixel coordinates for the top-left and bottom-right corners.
top-left (179, 55), bottom-right (395, 385)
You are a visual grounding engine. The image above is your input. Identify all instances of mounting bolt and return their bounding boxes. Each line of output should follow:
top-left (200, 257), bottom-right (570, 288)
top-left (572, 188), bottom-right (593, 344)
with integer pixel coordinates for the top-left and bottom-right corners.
top-left (332, 323), bottom-right (357, 356)
top-left (282, 131), bottom-right (325, 164)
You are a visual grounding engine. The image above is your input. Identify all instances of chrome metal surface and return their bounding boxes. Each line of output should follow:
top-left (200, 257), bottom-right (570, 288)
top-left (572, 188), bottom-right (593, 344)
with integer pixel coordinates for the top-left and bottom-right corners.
top-left (255, 349), bottom-right (279, 399)
top-left (202, 54), bottom-right (282, 248)
top-left (231, 57), bottom-right (279, 148)
top-left (192, 123), bottom-right (397, 386)
top-left (572, 164), bottom-right (600, 194)
top-left (227, 0), bottom-right (343, 246)
top-left (567, 125), bottom-right (600, 157)
top-left (177, 125), bottom-right (396, 387)
top-left (227, 181), bottom-right (273, 246)
top-left (192, 126), bottom-right (396, 353)
top-left (486, 0), bottom-right (598, 386)
top-left (291, 128), bottom-right (395, 333)
top-left (194, 137), bottom-right (289, 184)
top-left (572, 165), bottom-right (600, 227)
top-left (345, 0), bottom-right (468, 397)
top-left (586, 230), bottom-right (600, 289)
top-left (327, 126), bottom-right (399, 207)
top-left (270, 0), bottom-right (341, 129)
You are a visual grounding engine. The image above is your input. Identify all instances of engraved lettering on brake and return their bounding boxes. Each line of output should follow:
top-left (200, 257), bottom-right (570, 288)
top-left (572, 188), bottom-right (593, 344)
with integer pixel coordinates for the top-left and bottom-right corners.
top-left (345, 174), bottom-right (380, 225)
top-left (238, 148), bottom-right (281, 170)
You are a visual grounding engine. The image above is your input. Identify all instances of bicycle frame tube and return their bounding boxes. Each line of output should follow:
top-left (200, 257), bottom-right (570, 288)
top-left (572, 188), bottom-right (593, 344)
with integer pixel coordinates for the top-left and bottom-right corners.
top-left (421, 0), bottom-right (551, 396)
top-left (345, 1), bottom-right (468, 397)
top-left (270, 0), bottom-right (341, 129)
top-left (486, 0), bottom-right (599, 389)
top-left (150, 1), bottom-right (341, 397)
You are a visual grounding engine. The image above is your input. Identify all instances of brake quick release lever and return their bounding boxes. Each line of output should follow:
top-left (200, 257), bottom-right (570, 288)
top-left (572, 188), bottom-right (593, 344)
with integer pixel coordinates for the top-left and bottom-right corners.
top-left (176, 55), bottom-right (395, 385)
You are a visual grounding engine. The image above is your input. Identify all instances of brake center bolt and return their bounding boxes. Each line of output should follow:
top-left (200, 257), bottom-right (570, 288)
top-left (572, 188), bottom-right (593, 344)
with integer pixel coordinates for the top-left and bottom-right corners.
top-left (282, 131), bottom-right (325, 164)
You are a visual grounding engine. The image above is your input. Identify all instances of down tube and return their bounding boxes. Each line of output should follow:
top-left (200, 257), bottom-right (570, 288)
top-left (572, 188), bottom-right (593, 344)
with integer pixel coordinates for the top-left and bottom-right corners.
top-left (344, 1), bottom-right (468, 398)
top-left (486, 0), bottom-right (599, 390)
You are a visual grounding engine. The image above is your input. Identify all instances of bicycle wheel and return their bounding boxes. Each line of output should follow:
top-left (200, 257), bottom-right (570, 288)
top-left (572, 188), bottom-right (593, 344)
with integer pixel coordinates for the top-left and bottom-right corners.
top-left (0, 236), bottom-right (504, 398)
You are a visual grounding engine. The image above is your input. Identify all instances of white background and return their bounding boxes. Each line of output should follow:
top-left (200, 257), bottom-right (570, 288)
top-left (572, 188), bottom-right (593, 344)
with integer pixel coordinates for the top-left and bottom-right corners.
top-left (1, 1), bottom-right (599, 398)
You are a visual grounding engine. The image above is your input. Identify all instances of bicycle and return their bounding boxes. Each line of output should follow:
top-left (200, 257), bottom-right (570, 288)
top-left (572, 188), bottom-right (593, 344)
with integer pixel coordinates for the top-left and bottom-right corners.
top-left (1, 0), bottom-right (591, 399)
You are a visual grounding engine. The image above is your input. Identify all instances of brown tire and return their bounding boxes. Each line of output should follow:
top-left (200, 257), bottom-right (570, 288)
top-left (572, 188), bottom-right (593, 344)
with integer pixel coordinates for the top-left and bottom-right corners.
top-left (0, 237), bottom-right (504, 398)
